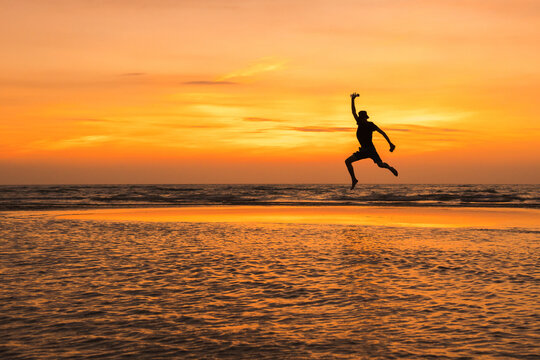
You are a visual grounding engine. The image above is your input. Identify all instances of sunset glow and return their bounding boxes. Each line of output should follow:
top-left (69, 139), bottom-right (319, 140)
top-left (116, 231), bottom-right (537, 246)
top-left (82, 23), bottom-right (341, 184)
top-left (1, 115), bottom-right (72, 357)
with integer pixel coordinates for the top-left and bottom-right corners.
top-left (1, 0), bottom-right (539, 183)
top-left (53, 206), bottom-right (540, 229)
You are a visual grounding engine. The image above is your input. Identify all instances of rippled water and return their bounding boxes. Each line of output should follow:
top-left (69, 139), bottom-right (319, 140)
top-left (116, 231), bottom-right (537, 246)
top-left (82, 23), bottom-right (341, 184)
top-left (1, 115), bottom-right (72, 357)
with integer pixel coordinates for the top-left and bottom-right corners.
top-left (1, 213), bottom-right (538, 359)
top-left (1, 184), bottom-right (538, 210)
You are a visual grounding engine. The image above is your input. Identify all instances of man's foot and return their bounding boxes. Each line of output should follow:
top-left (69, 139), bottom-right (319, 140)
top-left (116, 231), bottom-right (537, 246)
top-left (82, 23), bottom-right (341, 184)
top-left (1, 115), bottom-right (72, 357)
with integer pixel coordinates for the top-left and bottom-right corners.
top-left (350, 179), bottom-right (358, 190)
top-left (389, 167), bottom-right (398, 177)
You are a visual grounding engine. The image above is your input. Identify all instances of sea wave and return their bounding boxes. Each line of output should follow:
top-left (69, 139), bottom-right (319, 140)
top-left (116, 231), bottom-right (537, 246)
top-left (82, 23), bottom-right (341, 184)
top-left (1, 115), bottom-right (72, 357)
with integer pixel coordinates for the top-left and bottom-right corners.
top-left (0, 184), bottom-right (538, 211)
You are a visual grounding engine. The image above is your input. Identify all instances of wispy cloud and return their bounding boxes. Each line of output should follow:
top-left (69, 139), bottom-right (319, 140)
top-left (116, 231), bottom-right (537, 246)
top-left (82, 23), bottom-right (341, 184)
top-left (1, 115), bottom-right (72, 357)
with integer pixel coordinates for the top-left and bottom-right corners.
top-left (73, 118), bottom-right (123, 124)
top-left (218, 58), bottom-right (287, 81)
top-left (63, 135), bottom-right (111, 143)
top-left (182, 80), bottom-right (238, 85)
top-left (284, 126), bottom-right (353, 133)
top-left (119, 72), bottom-right (146, 76)
top-left (154, 122), bottom-right (229, 129)
top-left (386, 124), bottom-right (468, 134)
top-left (36, 135), bottom-right (113, 150)
top-left (243, 117), bottom-right (285, 123)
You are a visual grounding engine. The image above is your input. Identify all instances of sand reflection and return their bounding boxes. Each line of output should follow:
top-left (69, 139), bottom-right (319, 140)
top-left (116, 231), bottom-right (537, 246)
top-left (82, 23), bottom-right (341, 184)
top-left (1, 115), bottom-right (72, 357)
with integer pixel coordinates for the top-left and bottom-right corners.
top-left (1, 209), bottom-right (538, 358)
top-left (51, 206), bottom-right (540, 229)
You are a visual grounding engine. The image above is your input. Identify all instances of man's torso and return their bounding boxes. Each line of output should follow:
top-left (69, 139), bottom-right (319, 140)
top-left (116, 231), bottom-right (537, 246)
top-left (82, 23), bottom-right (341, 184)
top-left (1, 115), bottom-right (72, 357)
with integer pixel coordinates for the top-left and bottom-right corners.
top-left (356, 121), bottom-right (376, 148)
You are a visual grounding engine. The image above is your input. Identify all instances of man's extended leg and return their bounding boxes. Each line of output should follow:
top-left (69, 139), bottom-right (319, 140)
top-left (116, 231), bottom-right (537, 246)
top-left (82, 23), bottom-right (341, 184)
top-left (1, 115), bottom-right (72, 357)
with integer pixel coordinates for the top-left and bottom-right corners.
top-left (377, 162), bottom-right (398, 176)
top-left (345, 155), bottom-right (360, 190)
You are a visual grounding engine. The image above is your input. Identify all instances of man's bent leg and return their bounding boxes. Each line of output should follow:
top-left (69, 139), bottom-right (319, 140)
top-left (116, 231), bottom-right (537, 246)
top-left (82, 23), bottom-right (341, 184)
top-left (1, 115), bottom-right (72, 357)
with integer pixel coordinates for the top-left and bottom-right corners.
top-left (345, 155), bottom-right (360, 190)
top-left (377, 162), bottom-right (399, 177)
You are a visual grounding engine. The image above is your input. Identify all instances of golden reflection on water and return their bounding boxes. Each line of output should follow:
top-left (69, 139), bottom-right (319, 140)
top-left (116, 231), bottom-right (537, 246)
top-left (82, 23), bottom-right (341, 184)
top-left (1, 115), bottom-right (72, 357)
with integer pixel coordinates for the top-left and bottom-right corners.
top-left (1, 210), bottom-right (538, 358)
top-left (52, 206), bottom-right (540, 229)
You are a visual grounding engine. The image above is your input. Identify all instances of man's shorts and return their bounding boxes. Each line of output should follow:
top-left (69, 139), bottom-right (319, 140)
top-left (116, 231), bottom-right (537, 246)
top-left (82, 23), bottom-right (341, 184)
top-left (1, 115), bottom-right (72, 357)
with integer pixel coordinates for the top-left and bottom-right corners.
top-left (351, 146), bottom-right (382, 164)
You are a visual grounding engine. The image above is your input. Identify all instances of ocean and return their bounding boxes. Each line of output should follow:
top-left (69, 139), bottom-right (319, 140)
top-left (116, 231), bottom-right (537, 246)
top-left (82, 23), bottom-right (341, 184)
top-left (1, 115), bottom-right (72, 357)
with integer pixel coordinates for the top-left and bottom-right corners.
top-left (0, 184), bottom-right (538, 210)
top-left (1, 184), bottom-right (539, 359)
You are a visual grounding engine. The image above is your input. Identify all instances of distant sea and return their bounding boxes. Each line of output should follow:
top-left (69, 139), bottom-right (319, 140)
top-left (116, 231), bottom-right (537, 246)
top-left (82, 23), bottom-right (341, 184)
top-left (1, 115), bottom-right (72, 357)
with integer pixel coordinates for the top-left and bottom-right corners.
top-left (0, 184), bottom-right (538, 210)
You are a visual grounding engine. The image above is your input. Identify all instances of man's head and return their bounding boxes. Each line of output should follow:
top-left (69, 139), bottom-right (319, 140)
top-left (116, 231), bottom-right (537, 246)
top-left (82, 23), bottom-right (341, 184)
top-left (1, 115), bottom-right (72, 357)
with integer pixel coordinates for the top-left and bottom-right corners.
top-left (357, 110), bottom-right (369, 121)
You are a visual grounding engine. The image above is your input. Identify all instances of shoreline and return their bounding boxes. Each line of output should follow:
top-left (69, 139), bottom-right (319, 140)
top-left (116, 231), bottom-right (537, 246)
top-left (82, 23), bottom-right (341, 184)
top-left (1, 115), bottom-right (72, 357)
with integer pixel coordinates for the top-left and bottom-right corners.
top-left (6, 205), bottom-right (539, 229)
top-left (1, 202), bottom-right (539, 212)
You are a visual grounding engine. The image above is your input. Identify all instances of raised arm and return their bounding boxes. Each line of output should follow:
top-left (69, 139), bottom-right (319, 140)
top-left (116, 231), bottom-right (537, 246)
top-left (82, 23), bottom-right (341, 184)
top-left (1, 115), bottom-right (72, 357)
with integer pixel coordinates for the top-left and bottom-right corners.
top-left (375, 125), bottom-right (396, 152)
top-left (350, 93), bottom-right (359, 121)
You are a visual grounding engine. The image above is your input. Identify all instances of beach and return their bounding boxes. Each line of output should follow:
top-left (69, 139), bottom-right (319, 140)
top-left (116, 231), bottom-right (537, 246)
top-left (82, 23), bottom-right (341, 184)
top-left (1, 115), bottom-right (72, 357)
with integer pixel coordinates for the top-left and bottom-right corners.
top-left (51, 205), bottom-right (540, 229)
top-left (1, 204), bottom-right (538, 359)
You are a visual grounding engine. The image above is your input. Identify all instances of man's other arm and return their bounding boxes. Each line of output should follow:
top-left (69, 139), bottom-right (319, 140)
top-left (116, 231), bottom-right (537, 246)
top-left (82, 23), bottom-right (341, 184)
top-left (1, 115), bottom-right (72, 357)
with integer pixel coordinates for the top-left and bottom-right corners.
top-left (375, 125), bottom-right (395, 152)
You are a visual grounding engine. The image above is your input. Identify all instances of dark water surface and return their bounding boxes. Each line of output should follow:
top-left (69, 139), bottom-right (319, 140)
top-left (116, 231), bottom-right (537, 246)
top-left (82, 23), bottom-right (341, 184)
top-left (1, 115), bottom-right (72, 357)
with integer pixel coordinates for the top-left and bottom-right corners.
top-left (1, 213), bottom-right (538, 359)
top-left (0, 184), bottom-right (538, 210)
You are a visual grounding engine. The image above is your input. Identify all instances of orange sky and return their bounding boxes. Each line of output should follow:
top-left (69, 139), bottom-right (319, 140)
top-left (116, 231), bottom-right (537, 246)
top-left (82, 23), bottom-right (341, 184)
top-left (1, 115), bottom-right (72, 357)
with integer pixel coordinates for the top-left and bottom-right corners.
top-left (1, 0), bottom-right (539, 184)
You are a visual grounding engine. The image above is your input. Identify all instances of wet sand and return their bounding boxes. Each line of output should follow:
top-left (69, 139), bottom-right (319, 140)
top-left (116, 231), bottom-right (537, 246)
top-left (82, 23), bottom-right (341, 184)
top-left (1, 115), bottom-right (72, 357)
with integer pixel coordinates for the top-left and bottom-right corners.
top-left (48, 205), bottom-right (540, 229)
top-left (1, 206), bottom-right (538, 359)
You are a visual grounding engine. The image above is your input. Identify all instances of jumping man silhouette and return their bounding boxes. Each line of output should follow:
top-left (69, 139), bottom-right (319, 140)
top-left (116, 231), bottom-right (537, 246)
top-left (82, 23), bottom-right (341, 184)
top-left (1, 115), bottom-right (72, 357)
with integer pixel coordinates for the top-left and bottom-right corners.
top-left (345, 93), bottom-right (398, 190)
